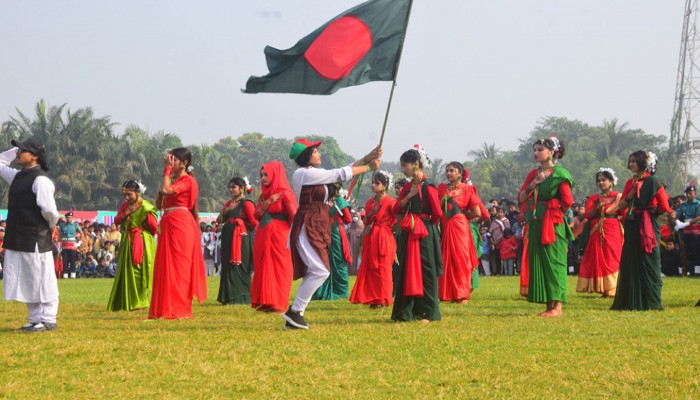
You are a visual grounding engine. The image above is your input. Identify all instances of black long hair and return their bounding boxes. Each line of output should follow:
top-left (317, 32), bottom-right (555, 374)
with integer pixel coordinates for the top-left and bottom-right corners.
top-left (533, 138), bottom-right (566, 160)
top-left (400, 149), bottom-right (422, 168)
top-left (294, 146), bottom-right (318, 167)
top-left (170, 147), bottom-right (199, 219)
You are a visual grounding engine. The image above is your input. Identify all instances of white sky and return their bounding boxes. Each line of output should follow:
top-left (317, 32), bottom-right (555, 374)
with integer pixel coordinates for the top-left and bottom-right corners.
top-left (0, 1), bottom-right (684, 163)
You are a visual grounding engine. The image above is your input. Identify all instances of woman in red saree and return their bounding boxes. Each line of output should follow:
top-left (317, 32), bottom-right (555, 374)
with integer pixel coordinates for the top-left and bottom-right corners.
top-left (349, 171), bottom-right (396, 307)
top-left (437, 162), bottom-right (481, 304)
top-left (576, 168), bottom-right (623, 297)
top-left (251, 161), bottom-right (297, 313)
top-left (149, 148), bottom-right (207, 319)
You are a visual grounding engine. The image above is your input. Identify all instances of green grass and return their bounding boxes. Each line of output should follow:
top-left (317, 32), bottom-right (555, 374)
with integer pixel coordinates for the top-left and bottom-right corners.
top-left (1, 276), bottom-right (699, 399)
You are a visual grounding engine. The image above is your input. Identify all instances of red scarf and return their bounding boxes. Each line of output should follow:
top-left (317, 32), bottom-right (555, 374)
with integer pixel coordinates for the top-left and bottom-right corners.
top-left (130, 226), bottom-right (144, 265)
top-left (541, 198), bottom-right (563, 245)
top-left (399, 213), bottom-right (428, 297)
top-left (229, 217), bottom-right (248, 265)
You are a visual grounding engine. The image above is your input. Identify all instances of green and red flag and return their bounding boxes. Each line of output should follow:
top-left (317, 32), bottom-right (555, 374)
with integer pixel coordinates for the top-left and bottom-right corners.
top-left (243, 0), bottom-right (411, 95)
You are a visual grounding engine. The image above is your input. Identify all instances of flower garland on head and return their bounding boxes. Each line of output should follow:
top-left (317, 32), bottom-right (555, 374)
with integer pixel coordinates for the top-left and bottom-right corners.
top-left (379, 170), bottom-right (394, 189)
top-left (597, 167), bottom-right (618, 186)
top-left (462, 167), bottom-right (472, 184)
top-left (136, 180), bottom-right (147, 194)
top-left (242, 176), bottom-right (253, 194)
top-left (645, 150), bottom-right (658, 174)
top-left (549, 135), bottom-right (561, 153)
top-left (413, 144), bottom-right (432, 169)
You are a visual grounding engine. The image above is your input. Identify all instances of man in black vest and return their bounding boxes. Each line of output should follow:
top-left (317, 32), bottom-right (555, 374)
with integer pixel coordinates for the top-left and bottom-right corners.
top-left (0, 138), bottom-right (60, 332)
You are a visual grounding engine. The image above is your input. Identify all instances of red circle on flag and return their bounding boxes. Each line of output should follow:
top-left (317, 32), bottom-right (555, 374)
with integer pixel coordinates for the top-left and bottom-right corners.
top-left (304, 16), bottom-right (372, 80)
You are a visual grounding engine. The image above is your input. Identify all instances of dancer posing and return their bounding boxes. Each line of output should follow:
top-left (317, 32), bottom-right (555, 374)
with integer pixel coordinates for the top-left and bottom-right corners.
top-left (283, 138), bottom-right (381, 330)
top-left (349, 171), bottom-right (396, 307)
top-left (517, 137), bottom-right (574, 317)
top-left (576, 168), bottom-right (622, 297)
top-left (251, 161), bottom-right (297, 313)
top-left (611, 151), bottom-right (670, 311)
top-left (437, 162), bottom-right (481, 303)
top-left (216, 177), bottom-right (258, 305)
top-left (149, 148), bottom-right (207, 319)
top-left (108, 180), bottom-right (158, 311)
top-left (392, 146), bottom-right (444, 322)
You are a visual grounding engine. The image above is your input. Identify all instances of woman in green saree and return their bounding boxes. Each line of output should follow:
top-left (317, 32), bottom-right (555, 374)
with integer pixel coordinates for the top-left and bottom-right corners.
top-left (107, 180), bottom-right (158, 311)
top-left (517, 137), bottom-right (575, 317)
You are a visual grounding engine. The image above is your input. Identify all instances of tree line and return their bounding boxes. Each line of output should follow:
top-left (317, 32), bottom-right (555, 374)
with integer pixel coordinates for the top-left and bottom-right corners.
top-left (0, 100), bottom-right (676, 211)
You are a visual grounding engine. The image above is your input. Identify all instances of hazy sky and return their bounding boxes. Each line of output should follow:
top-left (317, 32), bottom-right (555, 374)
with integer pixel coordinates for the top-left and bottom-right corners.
top-left (0, 1), bottom-right (684, 163)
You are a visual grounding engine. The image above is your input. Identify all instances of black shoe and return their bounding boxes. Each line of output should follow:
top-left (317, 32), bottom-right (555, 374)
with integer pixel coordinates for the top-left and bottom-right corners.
top-left (17, 323), bottom-right (38, 331)
top-left (282, 308), bottom-right (309, 330)
top-left (25, 323), bottom-right (47, 333)
top-left (42, 322), bottom-right (58, 331)
top-left (695, 299), bottom-right (700, 307)
top-left (282, 321), bottom-right (300, 331)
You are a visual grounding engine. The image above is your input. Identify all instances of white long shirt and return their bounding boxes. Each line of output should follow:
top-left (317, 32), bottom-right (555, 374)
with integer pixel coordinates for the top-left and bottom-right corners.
top-left (291, 164), bottom-right (354, 204)
top-left (0, 148), bottom-right (60, 303)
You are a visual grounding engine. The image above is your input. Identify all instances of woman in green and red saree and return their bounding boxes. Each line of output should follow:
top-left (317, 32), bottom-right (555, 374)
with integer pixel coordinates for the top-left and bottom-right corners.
top-left (391, 145), bottom-right (444, 322)
top-left (216, 176), bottom-right (258, 305)
top-left (517, 136), bottom-right (574, 317)
top-left (107, 180), bottom-right (158, 311)
top-left (611, 151), bottom-right (670, 311)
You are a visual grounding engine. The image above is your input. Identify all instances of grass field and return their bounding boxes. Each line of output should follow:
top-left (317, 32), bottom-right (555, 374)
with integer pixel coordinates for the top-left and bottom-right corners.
top-left (1, 276), bottom-right (699, 399)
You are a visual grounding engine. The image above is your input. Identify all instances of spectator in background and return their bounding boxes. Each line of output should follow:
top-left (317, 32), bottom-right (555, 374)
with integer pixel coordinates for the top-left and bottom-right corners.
top-left (489, 207), bottom-right (510, 275)
top-left (201, 224), bottom-right (216, 277)
top-left (675, 184), bottom-right (700, 276)
top-left (479, 225), bottom-right (492, 276)
top-left (506, 202), bottom-right (519, 228)
top-left (500, 228), bottom-right (518, 276)
top-left (347, 209), bottom-right (364, 275)
top-left (92, 225), bottom-right (105, 259)
top-left (58, 211), bottom-right (81, 278)
top-left (660, 210), bottom-right (680, 277)
top-left (103, 223), bottom-right (121, 258)
top-left (77, 228), bottom-right (93, 259)
top-left (78, 254), bottom-right (97, 278)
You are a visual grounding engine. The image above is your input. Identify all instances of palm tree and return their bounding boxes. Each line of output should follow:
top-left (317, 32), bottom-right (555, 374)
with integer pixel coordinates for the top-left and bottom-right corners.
top-left (468, 142), bottom-right (501, 161)
top-left (597, 118), bottom-right (630, 161)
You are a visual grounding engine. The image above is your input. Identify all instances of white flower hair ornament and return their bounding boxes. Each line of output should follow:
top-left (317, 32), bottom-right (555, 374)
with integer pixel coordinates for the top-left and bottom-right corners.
top-left (243, 176), bottom-right (253, 193)
top-left (413, 144), bottom-right (432, 168)
top-left (379, 170), bottom-right (394, 188)
top-left (337, 188), bottom-right (348, 198)
top-left (186, 165), bottom-right (195, 173)
top-left (549, 135), bottom-right (561, 155)
top-left (645, 150), bottom-right (658, 174)
top-left (135, 180), bottom-right (147, 194)
top-left (597, 167), bottom-right (618, 186)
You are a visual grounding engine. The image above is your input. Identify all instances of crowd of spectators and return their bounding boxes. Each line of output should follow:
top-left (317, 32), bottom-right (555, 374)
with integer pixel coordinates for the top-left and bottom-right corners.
top-left (1, 188), bottom-right (696, 282)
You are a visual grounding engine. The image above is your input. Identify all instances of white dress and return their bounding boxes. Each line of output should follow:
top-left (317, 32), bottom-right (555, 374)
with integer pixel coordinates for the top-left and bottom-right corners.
top-left (0, 148), bottom-right (60, 303)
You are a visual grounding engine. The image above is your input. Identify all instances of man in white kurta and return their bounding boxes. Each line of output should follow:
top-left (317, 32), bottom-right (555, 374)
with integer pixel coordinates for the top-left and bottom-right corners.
top-left (0, 139), bottom-right (60, 332)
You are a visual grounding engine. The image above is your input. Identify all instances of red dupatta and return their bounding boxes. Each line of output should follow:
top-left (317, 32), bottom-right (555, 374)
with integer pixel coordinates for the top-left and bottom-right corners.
top-left (399, 212), bottom-right (428, 297)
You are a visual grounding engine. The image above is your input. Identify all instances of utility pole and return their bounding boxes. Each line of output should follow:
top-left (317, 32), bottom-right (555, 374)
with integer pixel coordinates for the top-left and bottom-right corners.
top-left (670, 0), bottom-right (700, 190)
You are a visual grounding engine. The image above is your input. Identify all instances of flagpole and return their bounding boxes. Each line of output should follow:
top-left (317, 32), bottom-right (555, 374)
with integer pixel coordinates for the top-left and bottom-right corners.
top-left (348, 0), bottom-right (414, 205)
top-left (378, 0), bottom-right (414, 148)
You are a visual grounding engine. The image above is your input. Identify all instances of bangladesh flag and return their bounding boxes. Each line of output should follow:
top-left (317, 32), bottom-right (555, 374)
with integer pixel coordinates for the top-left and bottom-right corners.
top-left (243, 0), bottom-right (411, 95)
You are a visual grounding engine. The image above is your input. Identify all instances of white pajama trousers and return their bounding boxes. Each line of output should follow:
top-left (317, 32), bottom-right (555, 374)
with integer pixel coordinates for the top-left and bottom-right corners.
top-left (291, 226), bottom-right (330, 315)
